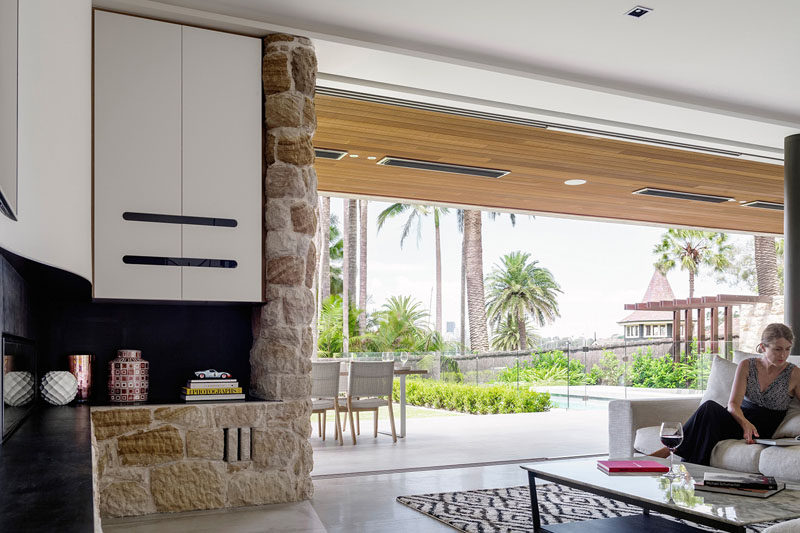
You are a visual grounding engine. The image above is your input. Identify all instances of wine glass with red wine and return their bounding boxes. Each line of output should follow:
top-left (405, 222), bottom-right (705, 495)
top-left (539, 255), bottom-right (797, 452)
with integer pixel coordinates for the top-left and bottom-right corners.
top-left (659, 422), bottom-right (683, 478)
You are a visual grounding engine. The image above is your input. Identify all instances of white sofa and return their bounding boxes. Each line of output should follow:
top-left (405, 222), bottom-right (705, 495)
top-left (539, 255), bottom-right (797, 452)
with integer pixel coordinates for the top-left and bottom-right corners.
top-left (608, 352), bottom-right (800, 482)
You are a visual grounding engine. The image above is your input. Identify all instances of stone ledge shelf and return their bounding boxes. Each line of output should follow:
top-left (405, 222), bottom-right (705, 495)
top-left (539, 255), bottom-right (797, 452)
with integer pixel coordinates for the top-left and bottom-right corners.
top-left (92, 399), bottom-right (313, 519)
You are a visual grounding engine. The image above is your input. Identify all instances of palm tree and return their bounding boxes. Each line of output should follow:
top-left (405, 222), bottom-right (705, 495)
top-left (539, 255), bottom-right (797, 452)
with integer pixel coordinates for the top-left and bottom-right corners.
top-left (754, 235), bottom-right (779, 296)
top-left (376, 203), bottom-right (449, 335)
top-left (327, 214), bottom-right (343, 295)
top-left (319, 196), bottom-right (331, 301)
top-left (347, 199), bottom-right (358, 306)
top-left (491, 314), bottom-right (538, 351)
top-left (463, 209), bottom-right (489, 352)
top-left (363, 295), bottom-right (444, 352)
top-left (317, 294), bottom-right (364, 357)
top-left (486, 251), bottom-right (561, 350)
top-left (342, 203), bottom-right (351, 353)
top-left (653, 229), bottom-right (732, 298)
top-left (358, 199), bottom-right (368, 331)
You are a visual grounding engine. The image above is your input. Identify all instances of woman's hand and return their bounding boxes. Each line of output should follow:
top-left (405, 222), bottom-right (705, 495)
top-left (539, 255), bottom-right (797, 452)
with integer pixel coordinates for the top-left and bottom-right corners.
top-left (741, 420), bottom-right (760, 444)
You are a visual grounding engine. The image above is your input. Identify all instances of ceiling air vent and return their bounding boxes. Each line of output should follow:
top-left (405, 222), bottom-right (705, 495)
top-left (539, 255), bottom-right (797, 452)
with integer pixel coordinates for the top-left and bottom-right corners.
top-left (741, 201), bottom-right (784, 211)
top-left (376, 157), bottom-right (509, 179)
top-left (632, 188), bottom-right (733, 203)
top-left (626, 6), bottom-right (652, 17)
top-left (315, 148), bottom-right (348, 160)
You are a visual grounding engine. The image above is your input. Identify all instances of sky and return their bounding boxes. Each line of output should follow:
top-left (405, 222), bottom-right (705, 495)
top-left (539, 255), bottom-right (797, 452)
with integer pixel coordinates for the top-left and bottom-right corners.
top-left (327, 197), bottom-right (754, 341)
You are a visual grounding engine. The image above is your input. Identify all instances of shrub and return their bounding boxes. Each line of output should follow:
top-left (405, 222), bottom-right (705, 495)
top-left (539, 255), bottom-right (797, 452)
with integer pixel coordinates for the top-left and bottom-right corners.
top-left (392, 379), bottom-right (552, 414)
top-left (495, 350), bottom-right (586, 385)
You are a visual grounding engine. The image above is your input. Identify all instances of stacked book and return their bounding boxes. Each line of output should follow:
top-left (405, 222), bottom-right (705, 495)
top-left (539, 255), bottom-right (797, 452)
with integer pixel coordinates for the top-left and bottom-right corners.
top-left (597, 460), bottom-right (669, 474)
top-left (695, 472), bottom-right (784, 498)
top-left (181, 378), bottom-right (245, 401)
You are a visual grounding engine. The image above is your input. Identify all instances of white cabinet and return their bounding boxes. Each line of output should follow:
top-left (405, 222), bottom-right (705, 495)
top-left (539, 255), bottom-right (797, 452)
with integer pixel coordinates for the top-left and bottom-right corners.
top-left (93, 11), bottom-right (262, 302)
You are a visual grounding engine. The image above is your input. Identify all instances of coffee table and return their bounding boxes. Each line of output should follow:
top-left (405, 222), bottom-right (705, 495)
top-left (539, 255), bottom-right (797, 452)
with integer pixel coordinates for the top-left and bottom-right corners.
top-left (522, 458), bottom-right (800, 533)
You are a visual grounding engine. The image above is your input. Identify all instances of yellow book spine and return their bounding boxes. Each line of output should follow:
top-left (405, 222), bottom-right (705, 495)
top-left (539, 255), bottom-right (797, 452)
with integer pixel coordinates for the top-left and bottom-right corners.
top-left (182, 387), bottom-right (243, 395)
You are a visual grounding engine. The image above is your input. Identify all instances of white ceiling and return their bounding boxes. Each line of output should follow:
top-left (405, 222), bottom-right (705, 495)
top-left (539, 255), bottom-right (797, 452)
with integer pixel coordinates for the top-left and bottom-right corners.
top-left (97, 0), bottom-right (800, 159)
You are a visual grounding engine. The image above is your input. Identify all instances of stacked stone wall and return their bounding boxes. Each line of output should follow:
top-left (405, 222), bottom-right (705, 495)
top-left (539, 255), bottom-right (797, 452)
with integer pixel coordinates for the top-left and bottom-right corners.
top-left (91, 402), bottom-right (312, 518)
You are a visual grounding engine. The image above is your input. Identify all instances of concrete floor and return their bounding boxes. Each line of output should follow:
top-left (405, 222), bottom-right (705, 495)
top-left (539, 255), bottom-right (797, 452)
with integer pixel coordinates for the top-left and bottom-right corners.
top-left (103, 408), bottom-right (608, 532)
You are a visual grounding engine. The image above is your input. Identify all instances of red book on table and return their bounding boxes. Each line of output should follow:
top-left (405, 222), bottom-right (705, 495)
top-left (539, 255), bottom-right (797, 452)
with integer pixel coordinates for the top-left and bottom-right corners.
top-left (597, 460), bottom-right (669, 473)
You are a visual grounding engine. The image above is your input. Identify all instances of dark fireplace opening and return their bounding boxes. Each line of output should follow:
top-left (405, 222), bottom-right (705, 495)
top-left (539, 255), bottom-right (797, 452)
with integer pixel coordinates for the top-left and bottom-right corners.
top-left (2, 334), bottom-right (37, 442)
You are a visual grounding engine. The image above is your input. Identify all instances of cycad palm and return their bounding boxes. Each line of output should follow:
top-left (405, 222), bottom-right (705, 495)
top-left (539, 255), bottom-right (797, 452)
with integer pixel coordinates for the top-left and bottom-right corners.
top-left (365, 295), bottom-right (443, 352)
top-left (486, 251), bottom-right (561, 350)
top-left (653, 229), bottom-right (732, 297)
top-left (377, 203), bottom-right (449, 335)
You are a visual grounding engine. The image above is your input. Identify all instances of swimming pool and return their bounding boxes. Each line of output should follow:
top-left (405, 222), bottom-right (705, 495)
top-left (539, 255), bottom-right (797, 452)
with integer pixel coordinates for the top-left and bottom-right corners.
top-left (548, 394), bottom-right (610, 410)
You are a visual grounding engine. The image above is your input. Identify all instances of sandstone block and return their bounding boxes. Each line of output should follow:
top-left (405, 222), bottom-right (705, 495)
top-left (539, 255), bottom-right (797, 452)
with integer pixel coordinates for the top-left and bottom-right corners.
top-left (305, 240), bottom-right (316, 289)
top-left (263, 53), bottom-right (291, 94)
top-left (292, 416), bottom-right (312, 439)
top-left (252, 429), bottom-right (297, 469)
top-left (302, 96), bottom-right (316, 131)
top-left (266, 229), bottom-right (309, 258)
top-left (240, 427), bottom-right (251, 460)
top-left (264, 325), bottom-right (303, 346)
top-left (276, 134), bottom-right (314, 166)
top-left (301, 326), bottom-right (314, 356)
top-left (154, 406), bottom-right (206, 428)
top-left (262, 341), bottom-right (299, 374)
top-left (292, 47), bottom-right (317, 96)
top-left (92, 408), bottom-right (152, 440)
top-left (280, 374), bottom-right (312, 399)
top-left (258, 297), bottom-right (284, 328)
top-left (268, 255), bottom-right (305, 286)
top-left (151, 462), bottom-right (226, 513)
top-left (100, 481), bottom-right (153, 518)
top-left (118, 425), bottom-right (183, 466)
top-left (265, 199), bottom-right (290, 230)
top-left (303, 168), bottom-right (318, 201)
top-left (266, 92), bottom-right (304, 129)
top-left (266, 133), bottom-right (276, 165)
top-left (283, 287), bottom-right (315, 326)
top-left (265, 33), bottom-right (295, 44)
top-left (212, 403), bottom-right (265, 428)
top-left (290, 202), bottom-right (317, 235)
top-left (187, 428), bottom-right (224, 460)
top-left (227, 470), bottom-right (296, 507)
top-left (266, 399), bottom-right (309, 422)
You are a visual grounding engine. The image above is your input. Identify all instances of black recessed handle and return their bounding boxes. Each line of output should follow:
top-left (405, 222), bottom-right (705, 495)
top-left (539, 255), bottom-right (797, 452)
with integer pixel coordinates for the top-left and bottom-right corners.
top-left (123, 256), bottom-right (238, 269)
top-left (123, 212), bottom-right (237, 227)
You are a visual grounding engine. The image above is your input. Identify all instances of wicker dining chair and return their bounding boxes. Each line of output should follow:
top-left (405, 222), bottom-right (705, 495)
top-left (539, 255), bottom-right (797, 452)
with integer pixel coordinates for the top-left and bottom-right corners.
top-left (311, 360), bottom-right (343, 445)
top-left (339, 360), bottom-right (396, 444)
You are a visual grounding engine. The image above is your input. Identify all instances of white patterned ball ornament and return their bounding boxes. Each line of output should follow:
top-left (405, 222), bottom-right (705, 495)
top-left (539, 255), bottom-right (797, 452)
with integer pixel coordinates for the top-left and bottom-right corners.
top-left (4, 371), bottom-right (35, 406)
top-left (41, 371), bottom-right (78, 405)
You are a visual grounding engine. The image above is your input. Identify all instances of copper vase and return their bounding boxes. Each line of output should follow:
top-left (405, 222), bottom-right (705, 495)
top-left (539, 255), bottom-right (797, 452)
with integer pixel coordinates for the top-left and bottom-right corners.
top-left (68, 354), bottom-right (93, 402)
top-left (108, 349), bottom-right (149, 403)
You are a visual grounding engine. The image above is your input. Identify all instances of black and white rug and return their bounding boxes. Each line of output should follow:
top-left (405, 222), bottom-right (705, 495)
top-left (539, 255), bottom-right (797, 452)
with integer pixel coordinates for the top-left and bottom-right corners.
top-left (397, 484), bottom-right (779, 532)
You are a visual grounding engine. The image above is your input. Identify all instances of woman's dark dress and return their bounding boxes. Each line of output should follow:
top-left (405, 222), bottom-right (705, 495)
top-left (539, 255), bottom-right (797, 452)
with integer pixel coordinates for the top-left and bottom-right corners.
top-left (675, 360), bottom-right (795, 466)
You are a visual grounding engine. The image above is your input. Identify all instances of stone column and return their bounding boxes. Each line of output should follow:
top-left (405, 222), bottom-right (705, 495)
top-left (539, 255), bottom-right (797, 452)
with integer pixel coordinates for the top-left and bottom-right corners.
top-left (249, 33), bottom-right (318, 499)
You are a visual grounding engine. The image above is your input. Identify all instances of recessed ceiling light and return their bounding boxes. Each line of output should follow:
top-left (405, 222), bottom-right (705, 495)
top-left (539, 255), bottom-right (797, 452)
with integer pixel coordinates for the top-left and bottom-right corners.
top-left (376, 156), bottom-right (509, 179)
top-left (738, 200), bottom-right (747, 204)
top-left (314, 148), bottom-right (348, 160)
top-left (625, 5), bottom-right (652, 17)
top-left (741, 201), bottom-right (784, 211)
top-left (367, 156), bottom-right (377, 160)
top-left (564, 179), bottom-right (587, 186)
top-left (727, 198), bottom-right (737, 202)
top-left (349, 154), bottom-right (359, 158)
top-left (632, 188), bottom-right (734, 203)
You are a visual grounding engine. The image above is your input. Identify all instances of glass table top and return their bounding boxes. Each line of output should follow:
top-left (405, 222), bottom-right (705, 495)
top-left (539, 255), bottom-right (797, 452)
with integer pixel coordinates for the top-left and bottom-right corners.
top-left (522, 458), bottom-right (800, 527)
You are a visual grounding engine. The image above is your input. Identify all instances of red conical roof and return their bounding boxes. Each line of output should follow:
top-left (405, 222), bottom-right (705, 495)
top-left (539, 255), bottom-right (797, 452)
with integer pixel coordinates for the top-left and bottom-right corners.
top-left (618, 269), bottom-right (675, 324)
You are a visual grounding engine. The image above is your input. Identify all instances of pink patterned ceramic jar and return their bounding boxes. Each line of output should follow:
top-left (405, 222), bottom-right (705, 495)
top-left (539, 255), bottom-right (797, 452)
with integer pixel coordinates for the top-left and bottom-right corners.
top-left (108, 349), bottom-right (149, 403)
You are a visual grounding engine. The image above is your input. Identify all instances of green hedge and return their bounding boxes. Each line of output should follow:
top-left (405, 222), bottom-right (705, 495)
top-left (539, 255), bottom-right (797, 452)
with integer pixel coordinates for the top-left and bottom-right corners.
top-left (392, 379), bottom-right (552, 415)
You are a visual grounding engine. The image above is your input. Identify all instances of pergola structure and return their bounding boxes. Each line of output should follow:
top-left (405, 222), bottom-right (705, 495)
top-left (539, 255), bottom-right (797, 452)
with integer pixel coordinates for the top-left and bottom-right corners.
top-left (623, 294), bottom-right (772, 357)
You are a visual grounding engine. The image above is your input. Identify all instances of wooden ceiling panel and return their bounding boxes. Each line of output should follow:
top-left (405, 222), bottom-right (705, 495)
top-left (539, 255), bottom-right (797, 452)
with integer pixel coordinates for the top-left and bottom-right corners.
top-left (314, 95), bottom-right (784, 234)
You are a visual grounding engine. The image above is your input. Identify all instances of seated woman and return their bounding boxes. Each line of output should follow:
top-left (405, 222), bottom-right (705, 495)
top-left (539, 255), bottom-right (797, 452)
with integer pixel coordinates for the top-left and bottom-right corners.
top-left (652, 323), bottom-right (799, 466)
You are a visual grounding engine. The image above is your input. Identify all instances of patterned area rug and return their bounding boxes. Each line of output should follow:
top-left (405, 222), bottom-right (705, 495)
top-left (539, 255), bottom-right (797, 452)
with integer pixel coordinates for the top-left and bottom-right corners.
top-left (397, 483), bottom-right (779, 533)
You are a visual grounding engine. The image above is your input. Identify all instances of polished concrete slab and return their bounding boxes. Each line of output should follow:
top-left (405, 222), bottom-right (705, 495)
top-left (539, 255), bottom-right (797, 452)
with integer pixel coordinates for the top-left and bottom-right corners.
top-left (311, 408), bottom-right (609, 476)
top-left (103, 409), bottom-right (608, 532)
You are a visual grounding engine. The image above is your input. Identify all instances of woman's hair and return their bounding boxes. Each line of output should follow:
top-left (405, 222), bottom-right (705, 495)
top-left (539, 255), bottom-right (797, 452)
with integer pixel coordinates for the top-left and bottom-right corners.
top-left (757, 323), bottom-right (794, 352)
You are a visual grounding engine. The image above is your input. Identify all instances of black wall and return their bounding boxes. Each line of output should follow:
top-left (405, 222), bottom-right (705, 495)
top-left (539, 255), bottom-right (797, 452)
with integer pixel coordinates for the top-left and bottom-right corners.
top-left (2, 247), bottom-right (255, 404)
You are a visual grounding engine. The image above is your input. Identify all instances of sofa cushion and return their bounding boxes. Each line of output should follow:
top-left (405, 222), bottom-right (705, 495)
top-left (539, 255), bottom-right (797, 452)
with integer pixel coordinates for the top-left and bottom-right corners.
top-left (772, 400), bottom-right (800, 438)
top-left (759, 444), bottom-right (800, 481)
top-left (701, 356), bottom-right (737, 407)
top-left (633, 426), bottom-right (663, 455)
top-left (733, 350), bottom-right (758, 363)
top-left (763, 518), bottom-right (800, 533)
top-left (709, 439), bottom-right (763, 473)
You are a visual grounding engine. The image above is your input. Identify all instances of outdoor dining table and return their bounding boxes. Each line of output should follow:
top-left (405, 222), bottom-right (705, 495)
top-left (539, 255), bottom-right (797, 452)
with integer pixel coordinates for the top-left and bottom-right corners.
top-left (339, 365), bottom-right (428, 438)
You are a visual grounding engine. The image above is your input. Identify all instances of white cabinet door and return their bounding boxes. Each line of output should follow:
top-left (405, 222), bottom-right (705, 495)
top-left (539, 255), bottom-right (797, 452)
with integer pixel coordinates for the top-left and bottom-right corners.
top-left (180, 27), bottom-right (262, 302)
top-left (94, 12), bottom-right (182, 299)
